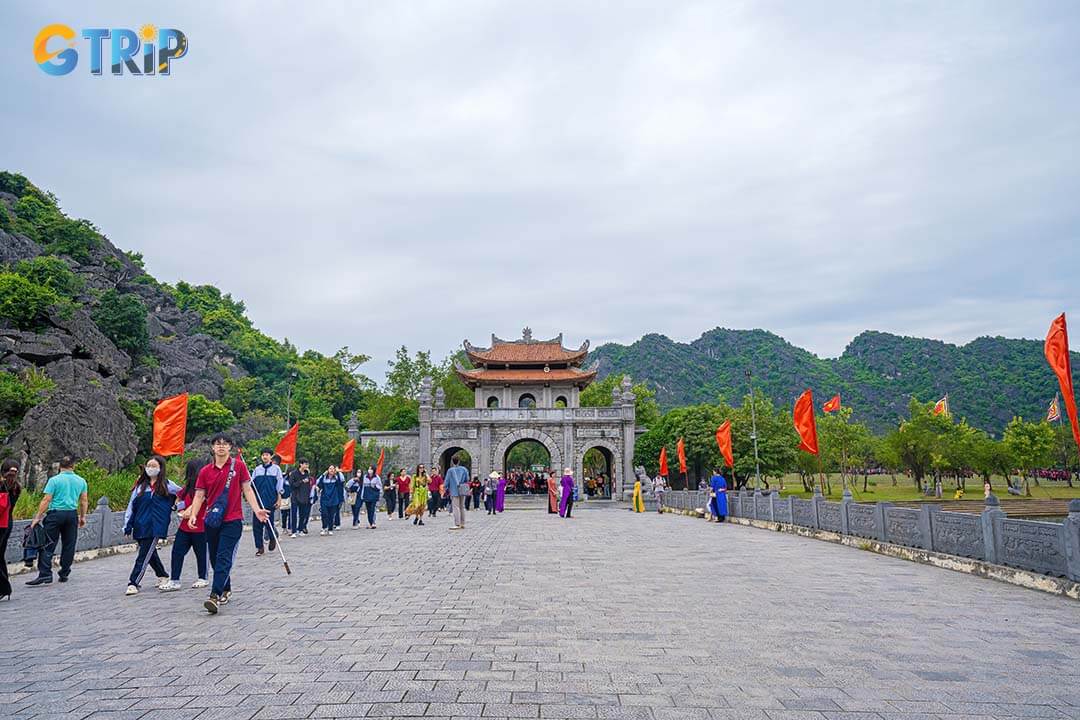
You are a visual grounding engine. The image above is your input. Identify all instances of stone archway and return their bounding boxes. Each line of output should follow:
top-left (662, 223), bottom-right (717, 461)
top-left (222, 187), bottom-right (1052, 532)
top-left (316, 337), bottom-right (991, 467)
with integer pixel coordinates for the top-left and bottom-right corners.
top-left (491, 428), bottom-right (563, 476)
top-left (431, 440), bottom-right (481, 476)
top-left (576, 439), bottom-right (622, 498)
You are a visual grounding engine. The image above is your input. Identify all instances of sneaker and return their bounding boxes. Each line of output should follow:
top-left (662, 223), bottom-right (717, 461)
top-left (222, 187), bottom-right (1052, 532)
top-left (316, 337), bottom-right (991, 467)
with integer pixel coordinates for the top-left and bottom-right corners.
top-left (268, 538), bottom-right (277, 552)
top-left (125, 584), bottom-right (139, 596)
top-left (255, 548), bottom-right (265, 556)
top-left (220, 591), bottom-right (231, 605)
top-left (160, 580), bottom-right (181, 592)
top-left (204, 594), bottom-right (220, 614)
top-left (300, 530), bottom-right (308, 536)
top-left (156, 577), bottom-right (171, 590)
top-left (320, 530), bottom-right (327, 536)
top-left (418, 520), bottom-right (425, 526)
top-left (328, 530), bottom-right (334, 536)
top-left (192, 579), bottom-right (208, 589)
top-left (58, 576), bottom-right (69, 583)
top-left (290, 533), bottom-right (297, 539)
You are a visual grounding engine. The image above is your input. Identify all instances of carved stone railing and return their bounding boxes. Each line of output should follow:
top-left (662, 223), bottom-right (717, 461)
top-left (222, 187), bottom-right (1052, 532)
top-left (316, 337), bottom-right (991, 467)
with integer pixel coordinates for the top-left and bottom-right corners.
top-left (431, 407), bottom-right (625, 423)
top-left (660, 490), bottom-right (1080, 583)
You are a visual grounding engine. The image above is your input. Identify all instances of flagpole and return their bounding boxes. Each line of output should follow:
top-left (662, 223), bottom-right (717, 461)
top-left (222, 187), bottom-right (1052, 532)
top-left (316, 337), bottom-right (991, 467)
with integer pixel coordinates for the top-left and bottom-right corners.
top-left (745, 369), bottom-right (762, 493)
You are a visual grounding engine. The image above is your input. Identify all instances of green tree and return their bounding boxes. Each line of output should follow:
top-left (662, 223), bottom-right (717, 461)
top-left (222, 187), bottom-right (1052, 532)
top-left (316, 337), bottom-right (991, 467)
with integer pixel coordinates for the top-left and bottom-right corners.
top-left (296, 416), bottom-right (349, 472)
top-left (883, 398), bottom-right (953, 491)
top-left (580, 373), bottom-right (660, 428)
top-left (93, 289), bottom-right (149, 357)
top-left (385, 346), bottom-right (439, 399)
top-left (186, 394), bottom-right (236, 438)
top-left (14, 256), bottom-right (83, 298)
top-left (0, 272), bottom-right (60, 330)
top-left (1003, 417), bottom-right (1055, 496)
top-left (816, 407), bottom-right (873, 492)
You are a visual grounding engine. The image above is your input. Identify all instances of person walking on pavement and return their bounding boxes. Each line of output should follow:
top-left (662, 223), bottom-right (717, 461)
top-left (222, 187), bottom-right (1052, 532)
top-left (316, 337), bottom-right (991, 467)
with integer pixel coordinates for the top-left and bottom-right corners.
top-left (361, 466), bottom-right (381, 529)
top-left (122, 455), bottom-right (181, 595)
top-left (444, 456), bottom-right (469, 530)
top-left (250, 449), bottom-right (284, 556)
top-left (26, 456), bottom-right (88, 587)
top-left (0, 459), bottom-right (22, 599)
top-left (287, 460), bottom-right (312, 537)
top-left (161, 459), bottom-right (209, 592)
top-left (395, 469), bottom-right (411, 519)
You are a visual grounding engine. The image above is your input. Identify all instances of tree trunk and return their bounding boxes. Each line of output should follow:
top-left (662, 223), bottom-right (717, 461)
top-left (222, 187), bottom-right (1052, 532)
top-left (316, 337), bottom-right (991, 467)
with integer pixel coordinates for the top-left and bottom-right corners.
top-left (862, 472), bottom-right (869, 492)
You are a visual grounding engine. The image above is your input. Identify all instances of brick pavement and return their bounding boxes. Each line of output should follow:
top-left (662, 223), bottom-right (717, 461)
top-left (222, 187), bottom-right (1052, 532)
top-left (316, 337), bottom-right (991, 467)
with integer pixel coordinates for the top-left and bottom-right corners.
top-left (2, 501), bottom-right (1079, 720)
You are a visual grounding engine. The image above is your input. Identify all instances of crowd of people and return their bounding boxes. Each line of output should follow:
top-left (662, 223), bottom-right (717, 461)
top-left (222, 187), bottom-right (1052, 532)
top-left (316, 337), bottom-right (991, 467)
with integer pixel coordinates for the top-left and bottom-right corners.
top-left (0, 441), bottom-right (587, 611)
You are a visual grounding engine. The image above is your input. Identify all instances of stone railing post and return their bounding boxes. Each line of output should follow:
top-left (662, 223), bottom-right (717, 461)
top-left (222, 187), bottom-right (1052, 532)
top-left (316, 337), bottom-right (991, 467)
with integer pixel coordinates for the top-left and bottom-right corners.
top-left (1064, 499), bottom-right (1080, 582)
top-left (94, 496), bottom-right (111, 548)
top-left (875, 502), bottom-right (891, 542)
top-left (924, 504), bottom-right (940, 552)
top-left (840, 488), bottom-right (853, 535)
top-left (751, 488), bottom-right (761, 520)
top-left (981, 494), bottom-right (1005, 565)
top-left (811, 486), bottom-right (822, 529)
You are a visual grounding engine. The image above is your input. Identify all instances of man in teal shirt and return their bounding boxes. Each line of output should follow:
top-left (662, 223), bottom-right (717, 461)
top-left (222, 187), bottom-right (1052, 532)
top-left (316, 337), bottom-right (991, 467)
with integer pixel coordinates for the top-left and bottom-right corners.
top-left (27, 456), bottom-right (88, 586)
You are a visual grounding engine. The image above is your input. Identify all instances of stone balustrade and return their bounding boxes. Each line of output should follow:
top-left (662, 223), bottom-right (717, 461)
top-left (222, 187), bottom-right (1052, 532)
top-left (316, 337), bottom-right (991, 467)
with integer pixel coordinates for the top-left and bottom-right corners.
top-left (661, 489), bottom-right (1080, 583)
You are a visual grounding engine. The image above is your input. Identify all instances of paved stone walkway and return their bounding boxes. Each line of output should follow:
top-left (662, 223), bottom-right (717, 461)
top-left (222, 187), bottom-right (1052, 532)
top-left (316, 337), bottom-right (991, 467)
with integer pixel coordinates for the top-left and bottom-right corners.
top-left (3, 502), bottom-right (1079, 720)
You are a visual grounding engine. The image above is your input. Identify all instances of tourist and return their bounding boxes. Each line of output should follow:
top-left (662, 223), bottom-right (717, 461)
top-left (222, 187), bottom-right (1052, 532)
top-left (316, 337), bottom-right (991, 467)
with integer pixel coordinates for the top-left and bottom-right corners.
top-left (484, 472), bottom-right (498, 514)
top-left (652, 474), bottom-right (667, 513)
top-left (383, 469), bottom-right (397, 518)
top-left (250, 449), bottom-right (284, 556)
top-left (495, 472), bottom-right (507, 513)
top-left (410, 465), bottom-right (429, 526)
top-left (396, 469), bottom-right (411, 519)
top-left (26, 456), bottom-right (89, 587)
top-left (287, 460), bottom-right (312, 537)
top-left (546, 470), bottom-right (559, 514)
top-left (274, 455), bottom-right (289, 533)
top-left (346, 471), bottom-right (363, 528)
top-left (469, 475), bottom-right (482, 510)
top-left (428, 465), bottom-right (443, 518)
top-left (123, 455), bottom-right (180, 595)
top-left (162, 459), bottom-right (209, 591)
top-left (444, 456), bottom-right (469, 530)
top-left (708, 469), bottom-right (728, 522)
top-left (361, 466), bottom-right (381, 529)
top-left (0, 459), bottom-right (22, 600)
top-left (178, 434), bottom-right (270, 614)
top-left (559, 468), bottom-right (575, 518)
top-left (631, 475), bottom-right (646, 513)
top-left (316, 464), bottom-right (345, 536)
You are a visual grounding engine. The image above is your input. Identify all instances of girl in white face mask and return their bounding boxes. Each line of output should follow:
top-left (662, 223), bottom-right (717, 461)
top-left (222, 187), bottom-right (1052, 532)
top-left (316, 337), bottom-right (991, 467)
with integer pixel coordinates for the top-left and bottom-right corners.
top-left (121, 455), bottom-right (182, 595)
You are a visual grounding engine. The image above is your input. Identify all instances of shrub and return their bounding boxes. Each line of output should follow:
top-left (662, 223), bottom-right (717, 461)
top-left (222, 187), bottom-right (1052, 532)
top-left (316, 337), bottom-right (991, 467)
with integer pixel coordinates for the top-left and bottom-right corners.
top-left (0, 370), bottom-right (40, 433)
top-left (93, 289), bottom-right (149, 356)
top-left (0, 271), bottom-right (61, 329)
top-left (43, 217), bottom-right (99, 262)
top-left (14, 256), bottom-right (83, 298)
top-left (186, 394), bottom-right (236, 437)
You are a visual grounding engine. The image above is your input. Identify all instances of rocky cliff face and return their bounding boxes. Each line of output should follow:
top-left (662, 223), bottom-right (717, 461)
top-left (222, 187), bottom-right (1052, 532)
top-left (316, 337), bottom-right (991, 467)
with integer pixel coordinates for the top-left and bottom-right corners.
top-left (0, 190), bottom-right (243, 486)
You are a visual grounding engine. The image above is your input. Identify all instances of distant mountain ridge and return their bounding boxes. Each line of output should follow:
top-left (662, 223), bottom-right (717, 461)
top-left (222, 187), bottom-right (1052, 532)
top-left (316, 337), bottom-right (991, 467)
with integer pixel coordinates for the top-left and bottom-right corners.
top-left (589, 328), bottom-right (1077, 434)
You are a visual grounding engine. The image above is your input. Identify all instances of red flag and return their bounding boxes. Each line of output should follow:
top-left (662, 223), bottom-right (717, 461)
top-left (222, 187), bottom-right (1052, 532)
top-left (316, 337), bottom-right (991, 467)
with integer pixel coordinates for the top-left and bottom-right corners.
top-left (340, 439), bottom-right (356, 473)
top-left (274, 423), bottom-right (299, 465)
top-left (793, 389), bottom-right (819, 455)
top-left (932, 396), bottom-right (950, 417)
top-left (375, 447), bottom-right (385, 478)
top-left (658, 446), bottom-right (668, 477)
top-left (152, 393), bottom-right (188, 457)
top-left (1045, 313), bottom-right (1080, 453)
top-left (822, 394), bottom-right (841, 413)
top-left (715, 420), bottom-right (733, 468)
top-left (676, 437), bottom-right (688, 475)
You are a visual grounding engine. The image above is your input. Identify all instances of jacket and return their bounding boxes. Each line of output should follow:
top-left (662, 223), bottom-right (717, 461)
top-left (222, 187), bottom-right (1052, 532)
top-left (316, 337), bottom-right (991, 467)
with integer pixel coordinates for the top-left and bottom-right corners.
top-left (251, 463), bottom-right (283, 509)
top-left (124, 480), bottom-right (181, 539)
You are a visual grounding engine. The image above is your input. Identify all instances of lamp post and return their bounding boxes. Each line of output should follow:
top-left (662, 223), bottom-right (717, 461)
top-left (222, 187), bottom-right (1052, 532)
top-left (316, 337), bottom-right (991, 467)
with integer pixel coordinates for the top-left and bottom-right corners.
top-left (285, 371), bottom-right (298, 429)
top-left (745, 369), bottom-right (762, 493)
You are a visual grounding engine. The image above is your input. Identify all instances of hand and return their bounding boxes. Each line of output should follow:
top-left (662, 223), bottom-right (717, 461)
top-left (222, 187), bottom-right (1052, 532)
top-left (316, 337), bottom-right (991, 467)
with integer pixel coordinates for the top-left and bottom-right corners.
top-left (78, 516), bottom-right (86, 528)
top-left (30, 516), bottom-right (39, 528)
top-left (274, 500), bottom-right (281, 509)
top-left (254, 508), bottom-right (270, 523)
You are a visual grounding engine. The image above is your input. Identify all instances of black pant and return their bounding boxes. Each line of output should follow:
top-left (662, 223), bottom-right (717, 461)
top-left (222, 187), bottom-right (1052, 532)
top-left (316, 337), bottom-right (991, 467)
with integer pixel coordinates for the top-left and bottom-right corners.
top-left (129, 537), bottom-right (168, 587)
top-left (471, 490), bottom-right (482, 510)
top-left (564, 497), bottom-right (574, 518)
top-left (170, 529), bottom-right (207, 581)
top-left (384, 490), bottom-right (396, 515)
top-left (351, 502), bottom-right (363, 525)
top-left (206, 519), bottom-right (242, 596)
top-left (36, 510), bottom-right (78, 580)
top-left (291, 503), bottom-right (311, 533)
top-left (428, 493), bottom-right (440, 517)
top-left (0, 523), bottom-right (12, 596)
top-left (486, 495), bottom-right (495, 514)
top-left (397, 493), bottom-right (410, 519)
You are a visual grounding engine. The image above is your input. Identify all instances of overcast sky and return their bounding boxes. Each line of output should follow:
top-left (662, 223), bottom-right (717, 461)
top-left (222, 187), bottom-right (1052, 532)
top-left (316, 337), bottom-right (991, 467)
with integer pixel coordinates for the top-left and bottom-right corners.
top-left (3, 1), bottom-right (1078, 379)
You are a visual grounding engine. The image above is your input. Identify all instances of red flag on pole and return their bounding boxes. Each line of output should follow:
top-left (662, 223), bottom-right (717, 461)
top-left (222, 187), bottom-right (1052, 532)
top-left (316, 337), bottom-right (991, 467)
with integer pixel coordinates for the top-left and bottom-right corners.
top-left (375, 447), bottom-right (385, 478)
top-left (715, 420), bottom-right (734, 468)
top-left (932, 396), bottom-right (950, 417)
top-left (676, 437), bottom-right (688, 475)
top-left (1045, 313), bottom-right (1080, 453)
top-left (658, 446), bottom-right (668, 477)
top-left (822, 394), bottom-right (841, 413)
top-left (152, 393), bottom-right (188, 457)
top-left (340, 439), bottom-right (356, 473)
top-left (274, 423), bottom-right (299, 465)
top-left (793, 389), bottom-right (819, 455)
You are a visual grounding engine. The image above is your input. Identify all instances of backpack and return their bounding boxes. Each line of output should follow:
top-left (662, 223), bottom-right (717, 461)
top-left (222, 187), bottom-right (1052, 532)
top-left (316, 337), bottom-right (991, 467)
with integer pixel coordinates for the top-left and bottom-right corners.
top-left (204, 459), bottom-right (236, 530)
top-left (0, 491), bottom-right (9, 529)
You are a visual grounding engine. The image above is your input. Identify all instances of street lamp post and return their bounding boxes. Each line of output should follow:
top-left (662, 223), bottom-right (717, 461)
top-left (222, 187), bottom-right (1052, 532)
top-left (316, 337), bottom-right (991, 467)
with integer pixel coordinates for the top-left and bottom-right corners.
top-left (285, 371), bottom-right (298, 429)
top-left (745, 369), bottom-right (762, 493)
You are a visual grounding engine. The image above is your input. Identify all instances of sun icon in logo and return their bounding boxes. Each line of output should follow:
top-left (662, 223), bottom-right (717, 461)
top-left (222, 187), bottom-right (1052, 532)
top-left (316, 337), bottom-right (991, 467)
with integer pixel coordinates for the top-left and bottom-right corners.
top-left (139, 24), bottom-right (157, 43)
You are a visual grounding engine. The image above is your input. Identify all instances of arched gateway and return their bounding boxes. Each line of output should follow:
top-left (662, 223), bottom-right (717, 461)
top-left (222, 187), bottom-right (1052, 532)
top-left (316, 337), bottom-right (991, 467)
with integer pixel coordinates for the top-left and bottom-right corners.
top-left (359, 328), bottom-right (640, 498)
